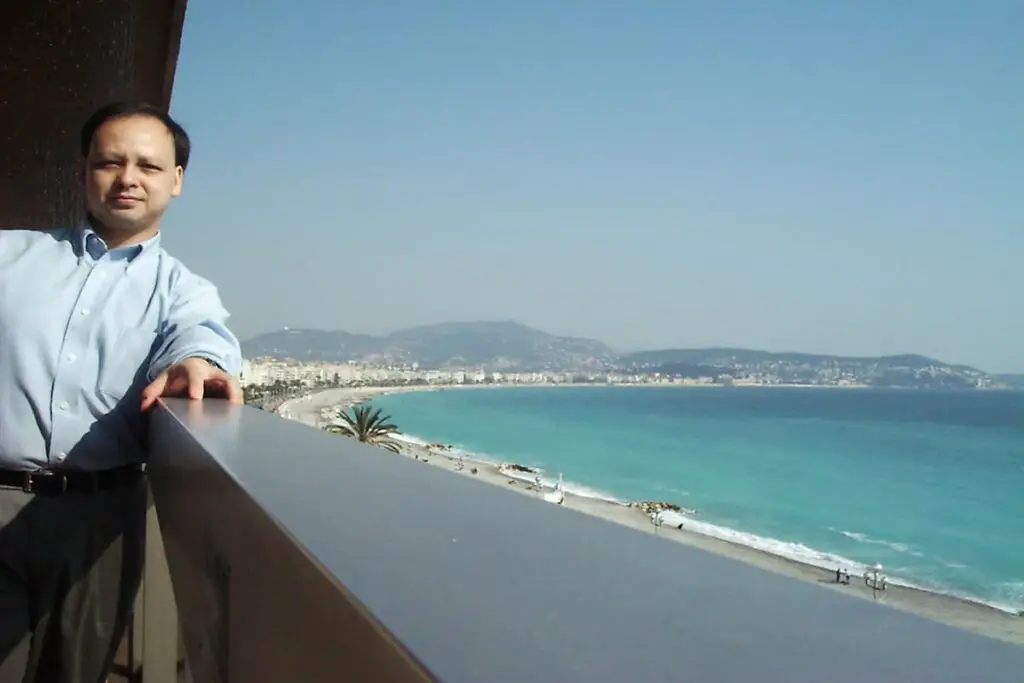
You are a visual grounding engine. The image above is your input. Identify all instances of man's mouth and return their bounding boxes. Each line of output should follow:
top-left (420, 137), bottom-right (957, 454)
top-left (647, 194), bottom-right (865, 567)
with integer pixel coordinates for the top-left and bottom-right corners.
top-left (109, 195), bottom-right (141, 206)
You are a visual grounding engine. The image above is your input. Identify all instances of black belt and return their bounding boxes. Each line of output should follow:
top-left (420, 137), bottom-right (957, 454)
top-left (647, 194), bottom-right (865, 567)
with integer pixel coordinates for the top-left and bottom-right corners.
top-left (0, 464), bottom-right (145, 495)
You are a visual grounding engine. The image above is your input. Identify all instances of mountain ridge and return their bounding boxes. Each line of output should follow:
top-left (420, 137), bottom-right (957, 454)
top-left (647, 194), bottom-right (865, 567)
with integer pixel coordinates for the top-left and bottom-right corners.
top-left (242, 321), bottom-right (997, 389)
top-left (243, 321), bottom-right (613, 371)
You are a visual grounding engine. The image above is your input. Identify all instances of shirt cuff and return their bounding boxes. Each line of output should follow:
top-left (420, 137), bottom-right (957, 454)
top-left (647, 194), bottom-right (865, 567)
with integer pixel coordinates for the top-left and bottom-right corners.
top-left (148, 327), bottom-right (242, 381)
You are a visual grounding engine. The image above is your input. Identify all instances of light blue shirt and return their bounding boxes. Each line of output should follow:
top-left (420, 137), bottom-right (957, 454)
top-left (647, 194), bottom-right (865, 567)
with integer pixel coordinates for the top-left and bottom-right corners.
top-left (0, 226), bottom-right (242, 471)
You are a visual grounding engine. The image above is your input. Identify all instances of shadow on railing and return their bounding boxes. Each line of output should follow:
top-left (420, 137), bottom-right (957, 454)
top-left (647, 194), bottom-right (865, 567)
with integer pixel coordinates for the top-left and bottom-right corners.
top-left (121, 399), bottom-right (1024, 683)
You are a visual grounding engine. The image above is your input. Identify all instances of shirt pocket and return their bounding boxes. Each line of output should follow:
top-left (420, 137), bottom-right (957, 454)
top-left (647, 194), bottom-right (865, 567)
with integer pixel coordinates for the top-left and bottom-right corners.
top-left (99, 328), bottom-right (159, 400)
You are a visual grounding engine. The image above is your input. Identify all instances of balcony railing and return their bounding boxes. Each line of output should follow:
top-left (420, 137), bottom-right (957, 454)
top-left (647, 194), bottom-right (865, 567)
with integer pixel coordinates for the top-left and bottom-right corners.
top-left (123, 398), bottom-right (1024, 682)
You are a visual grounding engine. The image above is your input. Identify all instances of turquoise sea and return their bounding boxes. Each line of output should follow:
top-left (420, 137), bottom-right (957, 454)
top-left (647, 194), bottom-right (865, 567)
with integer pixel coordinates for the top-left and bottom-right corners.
top-left (372, 387), bottom-right (1024, 613)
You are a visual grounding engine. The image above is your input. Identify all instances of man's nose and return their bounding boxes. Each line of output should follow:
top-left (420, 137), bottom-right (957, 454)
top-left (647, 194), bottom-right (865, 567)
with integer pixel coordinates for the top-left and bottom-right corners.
top-left (117, 165), bottom-right (141, 187)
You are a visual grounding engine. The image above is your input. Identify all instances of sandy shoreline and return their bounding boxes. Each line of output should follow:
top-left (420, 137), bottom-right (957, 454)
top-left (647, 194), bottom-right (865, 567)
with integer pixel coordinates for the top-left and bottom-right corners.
top-left (278, 385), bottom-right (1024, 646)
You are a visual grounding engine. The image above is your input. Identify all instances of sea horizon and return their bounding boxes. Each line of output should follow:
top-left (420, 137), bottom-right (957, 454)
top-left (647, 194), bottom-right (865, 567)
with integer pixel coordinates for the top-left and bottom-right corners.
top-left (371, 385), bottom-right (1024, 615)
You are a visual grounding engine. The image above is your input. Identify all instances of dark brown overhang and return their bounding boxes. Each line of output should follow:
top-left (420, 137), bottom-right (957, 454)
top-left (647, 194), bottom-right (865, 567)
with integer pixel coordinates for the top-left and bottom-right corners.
top-left (0, 0), bottom-right (188, 229)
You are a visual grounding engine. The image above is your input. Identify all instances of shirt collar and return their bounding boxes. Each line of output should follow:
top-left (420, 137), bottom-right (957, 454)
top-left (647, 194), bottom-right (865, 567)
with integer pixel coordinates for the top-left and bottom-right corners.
top-left (73, 223), bottom-right (161, 265)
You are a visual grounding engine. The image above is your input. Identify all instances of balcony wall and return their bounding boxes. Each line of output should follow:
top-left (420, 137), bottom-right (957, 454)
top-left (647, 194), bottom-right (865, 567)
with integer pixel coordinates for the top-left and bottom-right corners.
top-left (145, 398), bottom-right (1024, 682)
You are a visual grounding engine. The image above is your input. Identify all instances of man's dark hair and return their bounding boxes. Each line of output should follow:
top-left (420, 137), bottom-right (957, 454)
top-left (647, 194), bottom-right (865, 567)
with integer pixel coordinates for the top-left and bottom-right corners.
top-left (79, 102), bottom-right (192, 170)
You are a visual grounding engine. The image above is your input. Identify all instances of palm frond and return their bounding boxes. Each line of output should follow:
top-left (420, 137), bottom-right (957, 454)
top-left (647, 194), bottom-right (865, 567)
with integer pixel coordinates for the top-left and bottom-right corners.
top-left (323, 423), bottom-right (357, 438)
top-left (331, 404), bottom-right (402, 451)
top-left (373, 438), bottom-right (404, 453)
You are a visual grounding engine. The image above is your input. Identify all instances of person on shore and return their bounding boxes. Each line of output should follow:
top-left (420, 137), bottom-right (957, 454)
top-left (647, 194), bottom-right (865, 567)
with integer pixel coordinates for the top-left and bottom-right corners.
top-left (0, 102), bottom-right (242, 683)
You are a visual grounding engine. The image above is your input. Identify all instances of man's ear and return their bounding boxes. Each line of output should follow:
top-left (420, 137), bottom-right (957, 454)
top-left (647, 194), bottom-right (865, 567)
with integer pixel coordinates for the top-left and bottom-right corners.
top-left (171, 165), bottom-right (184, 197)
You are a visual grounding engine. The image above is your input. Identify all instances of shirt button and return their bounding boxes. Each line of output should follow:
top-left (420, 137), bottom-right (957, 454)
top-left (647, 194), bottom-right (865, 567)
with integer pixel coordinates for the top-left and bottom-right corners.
top-left (55, 452), bottom-right (66, 461)
top-left (59, 401), bottom-right (70, 411)
top-left (80, 308), bottom-right (90, 316)
top-left (66, 353), bottom-right (76, 362)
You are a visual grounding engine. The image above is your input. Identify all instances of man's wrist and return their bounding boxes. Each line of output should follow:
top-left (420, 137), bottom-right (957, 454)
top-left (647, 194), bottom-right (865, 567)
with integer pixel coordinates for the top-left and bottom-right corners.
top-left (190, 356), bottom-right (225, 372)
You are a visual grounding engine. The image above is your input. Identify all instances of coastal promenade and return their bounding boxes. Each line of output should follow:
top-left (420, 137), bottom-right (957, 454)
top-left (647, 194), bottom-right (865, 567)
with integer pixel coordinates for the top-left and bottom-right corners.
top-left (281, 385), bottom-right (1024, 648)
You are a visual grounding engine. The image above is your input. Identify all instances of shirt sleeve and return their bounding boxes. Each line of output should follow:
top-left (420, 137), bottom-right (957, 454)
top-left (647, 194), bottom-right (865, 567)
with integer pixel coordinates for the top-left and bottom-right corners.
top-left (147, 271), bottom-right (242, 380)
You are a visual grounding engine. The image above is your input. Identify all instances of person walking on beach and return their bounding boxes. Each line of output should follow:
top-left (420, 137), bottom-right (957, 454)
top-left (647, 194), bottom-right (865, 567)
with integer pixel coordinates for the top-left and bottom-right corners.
top-left (0, 102), bottom-right (242, 683)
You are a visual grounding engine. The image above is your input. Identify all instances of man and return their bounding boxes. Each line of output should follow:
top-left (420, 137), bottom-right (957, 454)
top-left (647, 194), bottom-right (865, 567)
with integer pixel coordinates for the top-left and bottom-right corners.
top-left (0, 102), bottom-right (242, 682)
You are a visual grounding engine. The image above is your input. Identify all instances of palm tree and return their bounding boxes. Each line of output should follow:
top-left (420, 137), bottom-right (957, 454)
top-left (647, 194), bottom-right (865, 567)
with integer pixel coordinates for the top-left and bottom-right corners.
top-left (323, 405), bottom-right (403, 453)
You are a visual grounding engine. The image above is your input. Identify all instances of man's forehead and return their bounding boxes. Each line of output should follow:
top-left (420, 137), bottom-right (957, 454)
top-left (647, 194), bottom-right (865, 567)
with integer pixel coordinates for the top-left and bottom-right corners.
top-left (91, 115), bottom-right (175, 155)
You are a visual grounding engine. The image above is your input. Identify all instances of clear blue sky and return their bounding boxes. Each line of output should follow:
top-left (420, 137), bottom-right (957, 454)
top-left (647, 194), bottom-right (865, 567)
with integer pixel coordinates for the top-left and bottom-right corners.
top-left (164, 1), bottom-right (1023, 372)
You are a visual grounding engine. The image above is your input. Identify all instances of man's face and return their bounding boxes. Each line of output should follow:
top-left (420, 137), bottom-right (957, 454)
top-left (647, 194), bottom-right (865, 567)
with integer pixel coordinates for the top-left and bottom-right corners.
top-left (83, 114), bottom-right (183, 240)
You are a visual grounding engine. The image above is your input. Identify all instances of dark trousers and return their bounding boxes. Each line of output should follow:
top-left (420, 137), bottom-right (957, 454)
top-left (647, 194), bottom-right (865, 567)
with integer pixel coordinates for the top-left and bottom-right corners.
top-left (0, 479), bottom-right (146, 683)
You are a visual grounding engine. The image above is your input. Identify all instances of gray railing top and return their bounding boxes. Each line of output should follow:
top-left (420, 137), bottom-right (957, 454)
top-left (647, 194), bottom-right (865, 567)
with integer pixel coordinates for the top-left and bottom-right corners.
top-left (156, 399), bottom-right (1024, 683)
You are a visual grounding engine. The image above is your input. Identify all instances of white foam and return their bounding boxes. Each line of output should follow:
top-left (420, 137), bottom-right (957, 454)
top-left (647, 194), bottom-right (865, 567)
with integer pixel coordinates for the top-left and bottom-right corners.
top-left (991, 581), bottom-right (1024, 612)
top-left (392, 433), bottom-right (433, 447)
top-left (656, 518), bottom-right (1023, 614)
top-left (495, 464), bottom-right (626, 504)
top-left (557, 479), bottom-right (626, 504)
top-left (839, 530), bottom-right (922, 556)
top-left (661, 513), bottom-right (867, 573)
top-left (396, 431), bottom-right (627, 504)
top-left (397, 433), bottom-right (1023, 615)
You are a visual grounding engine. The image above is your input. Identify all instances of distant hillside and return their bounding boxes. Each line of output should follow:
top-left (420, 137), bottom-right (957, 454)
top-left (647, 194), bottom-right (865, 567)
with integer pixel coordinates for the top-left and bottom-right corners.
top-left (620, 348), bottom-right (950, 370)
top-left (243, 321), bottom-right (614, 371)
top-left (243, 322), bottom-right (995, 388)
top-left (240, 329), bottom-right (381, 362)
top-left (618, 348), bottom-right (989, 389)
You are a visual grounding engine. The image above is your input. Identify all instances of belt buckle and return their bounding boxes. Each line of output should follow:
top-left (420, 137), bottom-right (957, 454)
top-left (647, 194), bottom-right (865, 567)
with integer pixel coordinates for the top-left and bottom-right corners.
top-left (22, 470), bottom-right (65, 494)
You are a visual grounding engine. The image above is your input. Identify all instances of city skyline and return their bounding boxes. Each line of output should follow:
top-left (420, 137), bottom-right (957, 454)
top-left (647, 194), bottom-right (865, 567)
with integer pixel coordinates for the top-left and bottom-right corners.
top-left (161, 2), bottom-right (1024, 372)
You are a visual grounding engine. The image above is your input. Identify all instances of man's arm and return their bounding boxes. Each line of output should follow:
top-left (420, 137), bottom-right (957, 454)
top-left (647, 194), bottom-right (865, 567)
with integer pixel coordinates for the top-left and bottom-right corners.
top-left (148, 273), bottom-right (242, 382)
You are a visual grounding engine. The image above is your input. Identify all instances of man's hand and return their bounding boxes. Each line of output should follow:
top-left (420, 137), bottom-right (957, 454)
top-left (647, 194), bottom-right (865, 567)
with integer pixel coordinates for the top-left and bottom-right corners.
top-left (141, 357), bottom-right (243, 411)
